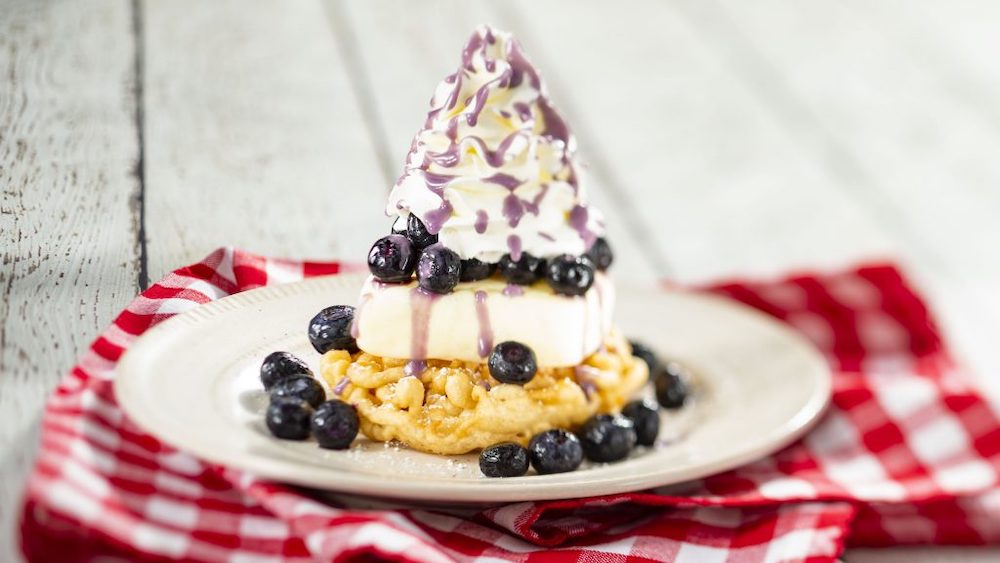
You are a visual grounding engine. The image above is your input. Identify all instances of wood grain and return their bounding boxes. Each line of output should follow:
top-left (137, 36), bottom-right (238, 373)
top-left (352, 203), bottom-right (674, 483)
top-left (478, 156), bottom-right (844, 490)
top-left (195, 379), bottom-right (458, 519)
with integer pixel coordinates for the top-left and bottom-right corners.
top-left (676, 0), bottom-right (1000, 397)
top-left (0, 0), bottom-right (140, 559)
top-left (142, 0), bottom-right (387, 281)
top-left (331, 0), bottom-right (661, 283)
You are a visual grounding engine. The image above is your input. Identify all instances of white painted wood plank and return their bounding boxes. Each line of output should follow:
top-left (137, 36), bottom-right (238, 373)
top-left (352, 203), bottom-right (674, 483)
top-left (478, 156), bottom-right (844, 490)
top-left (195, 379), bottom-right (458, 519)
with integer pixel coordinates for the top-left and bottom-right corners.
top-left (0, 1), bottom-right (140, 560)
top-left (495, 0), bottom-right (896, 283)
top-left (674, 0), bottom-right (1000, 399)
top-left (142, 0), bottom-right (387, 281)
top-left (331, 0), bottom-right (660, 284)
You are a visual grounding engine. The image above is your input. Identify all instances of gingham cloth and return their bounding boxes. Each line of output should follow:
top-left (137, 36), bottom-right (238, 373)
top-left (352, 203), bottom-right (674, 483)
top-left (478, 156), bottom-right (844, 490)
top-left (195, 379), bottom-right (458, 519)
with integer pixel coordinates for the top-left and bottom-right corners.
top-left (19, 247), bottom-right (1000, 562)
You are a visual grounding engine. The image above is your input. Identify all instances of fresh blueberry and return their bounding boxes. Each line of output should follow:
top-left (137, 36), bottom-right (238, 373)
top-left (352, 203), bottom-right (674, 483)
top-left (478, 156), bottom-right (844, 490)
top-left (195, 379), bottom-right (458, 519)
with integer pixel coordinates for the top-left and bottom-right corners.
top-left (460, 258), bottom-right (496, 282)
top-left (578, 414), bottom-right (637, 462)
top-left (488, 341), bottom-right (537, 384)
top-left (621, 399), bottom-right (660, 446)
top-left (629, 340), bottom-right (660, 374)
top-left (308, 305), bottom-right (358, 354)
top-left (416, 243), bottom-right (461, 294)
top-left (655, 362), bottom-right (690, 410)
top-left (368, 235), bottom-right (416, 283)
top-left (391, 215), bottom-right (408, 235)
top-left (545, 254), bottom-right (595, 296)
top-left (270, 376), bottom-right (326, 408)
top-left (260, 351), bottom-right (311, 390)
top-left (528, 429), bottom-right (584, 474)
top-left (479, 442), bottom-right (530, 478)
top-left (586, 237), bottom-right (614, 271)
top-left (310, 400), bottom-right (359, 449)
top-left (498, 253), bottom-right (545, 285)
top-left (407, 214), bottom-right (439, 249)
top-left (265, 397), bottom-right (313, 440)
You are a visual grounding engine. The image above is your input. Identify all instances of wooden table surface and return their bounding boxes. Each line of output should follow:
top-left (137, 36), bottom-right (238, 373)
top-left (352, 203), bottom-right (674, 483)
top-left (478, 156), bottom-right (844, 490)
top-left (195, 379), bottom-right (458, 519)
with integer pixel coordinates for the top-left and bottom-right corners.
top-left (3, 1), bottom-right (1000, 560)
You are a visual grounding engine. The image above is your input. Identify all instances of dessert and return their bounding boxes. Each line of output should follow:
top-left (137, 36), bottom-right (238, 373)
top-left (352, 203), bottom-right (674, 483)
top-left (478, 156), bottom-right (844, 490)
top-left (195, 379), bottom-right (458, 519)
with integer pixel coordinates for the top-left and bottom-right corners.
top-left (320, 25), bottom-right (646, 456)
top-left (257, 25), bottom-right (691, 476)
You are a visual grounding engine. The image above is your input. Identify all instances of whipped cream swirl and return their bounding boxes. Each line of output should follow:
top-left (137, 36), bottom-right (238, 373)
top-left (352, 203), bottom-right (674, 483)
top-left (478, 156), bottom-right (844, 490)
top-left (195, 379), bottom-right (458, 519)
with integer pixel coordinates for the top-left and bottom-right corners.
top-left (385, 25), bottom-right (605, 263)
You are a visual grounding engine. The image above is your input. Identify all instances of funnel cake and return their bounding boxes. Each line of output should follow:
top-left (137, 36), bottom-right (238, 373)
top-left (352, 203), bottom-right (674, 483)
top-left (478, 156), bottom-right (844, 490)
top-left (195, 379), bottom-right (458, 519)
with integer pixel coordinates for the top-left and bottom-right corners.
top-left (319, 26), bottom-right (646, 455)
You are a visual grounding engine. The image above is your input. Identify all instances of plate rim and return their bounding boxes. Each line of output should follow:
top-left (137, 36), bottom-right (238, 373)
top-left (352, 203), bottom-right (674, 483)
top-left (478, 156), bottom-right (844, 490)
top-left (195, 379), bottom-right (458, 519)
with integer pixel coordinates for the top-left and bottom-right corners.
top-left (115, 273), bottom-right (832, 503)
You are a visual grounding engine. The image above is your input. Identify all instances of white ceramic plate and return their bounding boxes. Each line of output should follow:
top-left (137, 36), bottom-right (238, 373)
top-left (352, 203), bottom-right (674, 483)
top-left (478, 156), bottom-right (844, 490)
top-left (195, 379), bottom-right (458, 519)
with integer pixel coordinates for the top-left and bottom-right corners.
top-left (115, 273), bottom-right (830, 503)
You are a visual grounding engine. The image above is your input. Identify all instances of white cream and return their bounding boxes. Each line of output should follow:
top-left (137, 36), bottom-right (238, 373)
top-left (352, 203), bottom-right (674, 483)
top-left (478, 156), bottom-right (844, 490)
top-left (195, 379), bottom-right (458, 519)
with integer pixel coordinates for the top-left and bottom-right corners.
top-left (354, 274), bottom-right (615, 367)
top-left (385, 25), bottom-right (605, 263)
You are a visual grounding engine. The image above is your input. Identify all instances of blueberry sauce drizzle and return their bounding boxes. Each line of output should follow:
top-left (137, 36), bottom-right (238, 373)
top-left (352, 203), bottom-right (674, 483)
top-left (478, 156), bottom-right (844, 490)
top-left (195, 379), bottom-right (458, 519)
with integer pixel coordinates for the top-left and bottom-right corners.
top-left (333, 377), bottom-right (351, 396)
top-left (474, 210), bottom-right (489, 234)
top-left (407, 287), bottom-right (440, 376)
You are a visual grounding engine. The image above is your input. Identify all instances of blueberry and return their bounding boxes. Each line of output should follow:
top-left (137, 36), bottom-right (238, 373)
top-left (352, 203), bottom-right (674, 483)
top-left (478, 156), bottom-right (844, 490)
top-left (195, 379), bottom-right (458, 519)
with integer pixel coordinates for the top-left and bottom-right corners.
top-left (391, 215), bottom-right (408, 235)
top-left (629, 340), bottom-right (660, 374)
top-left (270, 376), bottom-right (326, 408)
top-left (368, 235), bottom-right (416, 283)
top-left (416, 243), bottom-right (461, 294)
top-left (308, 305), bottom-right (358, 354)
top-left (479, 442), bottom-right (530, 478)
top-left (498, 253), bottom-right (545, 285)
top-left (311, 400), bottom-right (359, 449)
top-left (545, 254), bottom-right (595, 296)
top-left (528, 429), bottom-right (584, 474)
top-left (655, 362), bottom-right (690, 410)
top-left (586, 237), bottom-right (614, 271)
top-left (578, 414), bottom-right (637, 462)
top-left (265, 397), bottom-right (313, 440)
top-left (460, 258), bottom-right (496, 282)
top-left (260, 351), bottom-right (311, 390)
top-left (621, 399), bottom-right (660, 446)
top-left (488, 341), bottom-right (537, 384)
top-left (407, 214), bottom-right (439, 249)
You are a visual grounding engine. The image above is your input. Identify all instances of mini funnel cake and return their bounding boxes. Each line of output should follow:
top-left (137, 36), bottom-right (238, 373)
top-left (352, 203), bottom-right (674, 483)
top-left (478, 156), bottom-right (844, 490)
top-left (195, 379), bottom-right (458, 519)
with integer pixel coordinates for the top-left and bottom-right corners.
top-left (319, 25), bottom-right (647, 455)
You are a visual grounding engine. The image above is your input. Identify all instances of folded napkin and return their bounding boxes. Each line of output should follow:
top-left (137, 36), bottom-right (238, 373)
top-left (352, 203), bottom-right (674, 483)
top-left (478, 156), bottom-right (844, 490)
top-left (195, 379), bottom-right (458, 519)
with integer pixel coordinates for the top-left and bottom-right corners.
top-left (20, 248), bottom-right (1000, 562)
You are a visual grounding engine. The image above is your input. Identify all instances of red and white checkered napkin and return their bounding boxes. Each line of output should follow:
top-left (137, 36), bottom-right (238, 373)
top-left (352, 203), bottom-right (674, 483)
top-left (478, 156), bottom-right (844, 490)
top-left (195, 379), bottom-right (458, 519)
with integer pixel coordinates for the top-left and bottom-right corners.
top-left (20, 248), bottom-right (1000, 562)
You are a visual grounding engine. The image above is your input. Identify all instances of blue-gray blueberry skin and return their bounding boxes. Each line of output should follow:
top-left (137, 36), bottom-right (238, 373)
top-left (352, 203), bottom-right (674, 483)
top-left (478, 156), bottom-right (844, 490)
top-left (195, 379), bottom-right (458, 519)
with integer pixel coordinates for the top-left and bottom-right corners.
top-left (260, 351), bottom-right (311, 390)
top-left (621, 399), bottom-right (661, 446)
top-left (545, 254), bottom-right (595, 296)
top-left (488, 341), bottom-right (538, 385)
top-left (416, 243), bottom-right (461, 294)
top-left (498, 252), bottom-right (545, 285)
top-left (308, 305), bottom-right (358, 354)
top-left (479, 442), bottom-right (530, 478)
top-left (579, 414), bottom-right (637, 463)
top-left (368, 234), bottom-right (417, 283)
top-left (270, 376), bottom-right (325, 409)
top-left (265, 397), bottom-right (313, 440)
top-left (528, 429), bottom-right (584, 474)
top-left (311, 400), bottom-right (359, 450)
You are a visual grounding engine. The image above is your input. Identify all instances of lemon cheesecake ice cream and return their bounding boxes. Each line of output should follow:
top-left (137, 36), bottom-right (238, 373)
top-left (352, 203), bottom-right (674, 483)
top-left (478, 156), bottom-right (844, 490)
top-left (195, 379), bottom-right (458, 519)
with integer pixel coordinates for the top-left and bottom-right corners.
top-left (318, 25), bottom-right (647, 455)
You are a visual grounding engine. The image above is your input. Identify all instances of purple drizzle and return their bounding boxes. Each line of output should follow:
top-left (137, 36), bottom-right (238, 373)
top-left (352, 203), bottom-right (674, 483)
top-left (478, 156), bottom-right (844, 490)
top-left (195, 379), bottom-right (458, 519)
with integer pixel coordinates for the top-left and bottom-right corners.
top-left (473, 290), bottom-right (493, 358)
top-left (569, 204), bottom-right (597, 249)
top-left (474, 209), bottom-right (489, 234)
top-left (502, 193), bottom-right (525, 228)
top-left (333, 377), bottom-right (351, 396)
top-left (404, 360), bottom-right (427, 378)
top-left (502, 284), bottom-right (524, 297)
top-left (506, 235), bottom-right (522, 261)
top-left (484, 173), bottom-right (521, 190)
top-left (408, 287), bottom-right (439, 376)
top-left (538, 98), bottom-right (570, 143)
top-left (422, 200), bottom-right (453, 235)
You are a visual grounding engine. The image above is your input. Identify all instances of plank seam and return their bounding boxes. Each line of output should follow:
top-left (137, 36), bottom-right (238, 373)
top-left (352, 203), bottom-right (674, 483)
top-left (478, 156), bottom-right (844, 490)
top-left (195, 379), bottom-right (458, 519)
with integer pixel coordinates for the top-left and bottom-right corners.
top-left (131, 0), bottom-right (149, 291)
top-left (322, 1), bottom-right (397, 190)
top-left (670, 0), bottom-right (948, 273)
